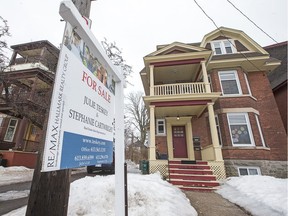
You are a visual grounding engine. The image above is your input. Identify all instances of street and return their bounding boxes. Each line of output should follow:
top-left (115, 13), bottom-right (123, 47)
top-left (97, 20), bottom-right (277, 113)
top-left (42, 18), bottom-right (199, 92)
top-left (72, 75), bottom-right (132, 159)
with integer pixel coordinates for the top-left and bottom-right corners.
top-left (0, 171), bottom-right (92, 215)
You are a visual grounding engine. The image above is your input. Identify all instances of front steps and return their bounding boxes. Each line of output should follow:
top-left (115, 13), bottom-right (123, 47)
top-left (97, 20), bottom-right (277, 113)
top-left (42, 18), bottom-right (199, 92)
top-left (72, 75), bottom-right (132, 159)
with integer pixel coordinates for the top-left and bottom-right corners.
top-left (167, 160), bottom-right (219, 192)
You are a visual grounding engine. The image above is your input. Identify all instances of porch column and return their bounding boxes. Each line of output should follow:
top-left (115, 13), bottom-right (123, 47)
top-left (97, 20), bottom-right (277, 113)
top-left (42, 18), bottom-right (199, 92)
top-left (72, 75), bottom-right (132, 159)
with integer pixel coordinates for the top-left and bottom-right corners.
top-left (149, 105), bottom-right (156, 160)
top-left (207, 102), bottom-right (223, 161)
top-left (201, 61), bottom-right (211, 93)
top-left (149, 65), bottom-right (154, 96)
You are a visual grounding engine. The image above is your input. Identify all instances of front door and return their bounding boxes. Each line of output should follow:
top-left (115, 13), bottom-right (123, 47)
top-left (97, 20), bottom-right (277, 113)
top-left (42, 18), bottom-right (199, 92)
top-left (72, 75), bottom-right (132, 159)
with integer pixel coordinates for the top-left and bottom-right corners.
top-left (172, 126), bottom-right (188, 158)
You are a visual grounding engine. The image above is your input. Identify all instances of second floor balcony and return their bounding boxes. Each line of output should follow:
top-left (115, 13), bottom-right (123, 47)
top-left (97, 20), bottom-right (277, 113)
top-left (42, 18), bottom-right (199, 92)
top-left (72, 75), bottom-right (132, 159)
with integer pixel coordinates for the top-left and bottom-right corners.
top-left (154, 82), bottom-right (207, 96)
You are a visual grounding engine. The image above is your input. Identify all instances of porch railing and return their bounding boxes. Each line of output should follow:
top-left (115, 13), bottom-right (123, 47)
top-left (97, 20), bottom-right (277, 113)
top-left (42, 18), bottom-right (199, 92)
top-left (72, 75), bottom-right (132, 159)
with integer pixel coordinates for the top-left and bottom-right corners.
top-left (154, 82), bottom-right (206, 96)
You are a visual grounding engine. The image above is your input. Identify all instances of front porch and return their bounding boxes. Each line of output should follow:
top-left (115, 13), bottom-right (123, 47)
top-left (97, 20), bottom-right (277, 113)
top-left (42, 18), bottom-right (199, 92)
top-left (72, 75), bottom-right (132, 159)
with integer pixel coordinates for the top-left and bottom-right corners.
top-left (148, 159), bottom-right (226, 180)
top-left (146, 102), bottom-right (226, 182)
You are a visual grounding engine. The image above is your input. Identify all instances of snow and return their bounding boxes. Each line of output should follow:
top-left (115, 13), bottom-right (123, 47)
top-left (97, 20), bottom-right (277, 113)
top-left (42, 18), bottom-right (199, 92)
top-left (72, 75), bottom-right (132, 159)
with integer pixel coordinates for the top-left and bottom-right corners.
top-left (0, 163), bottom-right (287, 216)
top-left (216, 176), bottom-right (288, 216)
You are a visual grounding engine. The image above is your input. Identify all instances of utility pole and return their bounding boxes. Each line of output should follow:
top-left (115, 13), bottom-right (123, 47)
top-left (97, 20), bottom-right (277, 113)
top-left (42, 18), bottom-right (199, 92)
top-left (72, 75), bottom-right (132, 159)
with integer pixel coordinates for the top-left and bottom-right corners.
top-left (25, 1), bottom-right (94, 216)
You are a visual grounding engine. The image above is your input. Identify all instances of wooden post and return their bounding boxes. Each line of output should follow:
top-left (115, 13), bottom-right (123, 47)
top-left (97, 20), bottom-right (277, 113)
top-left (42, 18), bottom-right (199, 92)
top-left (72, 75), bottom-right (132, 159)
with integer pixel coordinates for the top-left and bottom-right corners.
top-left (25, 1), bottom-right (94, 215)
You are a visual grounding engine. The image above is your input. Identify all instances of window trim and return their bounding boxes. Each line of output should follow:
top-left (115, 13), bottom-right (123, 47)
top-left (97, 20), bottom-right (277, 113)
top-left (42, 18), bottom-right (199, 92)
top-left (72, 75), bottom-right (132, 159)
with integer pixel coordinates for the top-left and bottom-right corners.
top-left (255, 114), bottom-right (267, 147)
top-left (211, 39), bottom-right (237, 55)
top-left (227, 113), bottom-right (255, 146)
top-left (215, 115), bottom-right (223, 146)
top-left (237, 166), bottom-right (261, 176)
top-left (4, 118), bottom-right (18, 142)
top-left (156, 119), bottom-right (166, 136)
top-left (219, 70), bottom-right (242, 96)
top-left (244, 73), bottom-right (253, 96)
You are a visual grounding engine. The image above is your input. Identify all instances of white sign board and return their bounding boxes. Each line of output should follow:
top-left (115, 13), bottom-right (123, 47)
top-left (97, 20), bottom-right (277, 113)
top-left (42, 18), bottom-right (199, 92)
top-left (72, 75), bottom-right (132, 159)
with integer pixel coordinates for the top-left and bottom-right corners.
top-left (42, 1), bottom-right (121, 172)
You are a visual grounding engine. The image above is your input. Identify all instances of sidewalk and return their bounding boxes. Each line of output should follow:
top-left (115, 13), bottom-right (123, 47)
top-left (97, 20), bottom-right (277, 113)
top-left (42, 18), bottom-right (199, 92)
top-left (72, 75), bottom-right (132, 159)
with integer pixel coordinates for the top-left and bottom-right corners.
top-left (183, 190), bottom-right (252, 216)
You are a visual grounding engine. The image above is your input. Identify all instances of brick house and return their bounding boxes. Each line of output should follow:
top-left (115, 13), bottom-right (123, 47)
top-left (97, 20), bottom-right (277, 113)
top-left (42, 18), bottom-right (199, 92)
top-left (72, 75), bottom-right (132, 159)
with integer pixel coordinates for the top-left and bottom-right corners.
top-left (0, 40), bottom-right (59, 168)
top-left (140, 27), bottom-right (287, 190)
top-left (264, 41), bottom-right (287, 133)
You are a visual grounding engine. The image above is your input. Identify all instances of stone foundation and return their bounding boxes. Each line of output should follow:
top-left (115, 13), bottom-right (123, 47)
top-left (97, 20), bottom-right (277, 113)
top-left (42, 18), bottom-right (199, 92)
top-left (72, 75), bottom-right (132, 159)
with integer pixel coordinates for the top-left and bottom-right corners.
top-left (224, 159), bottom-right (287, 178)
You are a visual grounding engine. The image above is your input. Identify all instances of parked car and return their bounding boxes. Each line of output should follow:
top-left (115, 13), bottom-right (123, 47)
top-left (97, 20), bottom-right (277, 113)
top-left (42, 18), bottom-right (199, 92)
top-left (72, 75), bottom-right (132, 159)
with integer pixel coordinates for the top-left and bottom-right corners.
top-left (86, 153), bottom-right (115, 174)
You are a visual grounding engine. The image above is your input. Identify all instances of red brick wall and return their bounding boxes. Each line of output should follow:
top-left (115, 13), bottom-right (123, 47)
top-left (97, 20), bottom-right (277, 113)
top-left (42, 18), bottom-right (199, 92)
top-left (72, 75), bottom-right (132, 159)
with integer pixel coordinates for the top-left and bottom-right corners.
top-left (1, 151), bottom-right (38, 168)
top-left (248, 72), bottom-right (287, 161)
top-left (155, 136), bottom-right (168, 155)
top-left (222, 148), bottom-right (271, 160)
top-left (209, 69), bottom-right (287, 161)
top-left (191, 116), bottom-right (211, 148)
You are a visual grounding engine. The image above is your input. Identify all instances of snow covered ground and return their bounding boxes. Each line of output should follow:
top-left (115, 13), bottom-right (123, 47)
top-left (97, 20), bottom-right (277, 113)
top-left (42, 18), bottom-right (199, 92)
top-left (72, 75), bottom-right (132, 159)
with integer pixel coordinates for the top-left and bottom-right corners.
top-left (0, 163), bottom-right (287, 216)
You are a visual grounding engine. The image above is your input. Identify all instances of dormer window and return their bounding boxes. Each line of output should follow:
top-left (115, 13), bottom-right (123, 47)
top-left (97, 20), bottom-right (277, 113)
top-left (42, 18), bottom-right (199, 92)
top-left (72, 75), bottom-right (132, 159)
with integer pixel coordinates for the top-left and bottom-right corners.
top-left (211, 40), bottom-right (236, 55)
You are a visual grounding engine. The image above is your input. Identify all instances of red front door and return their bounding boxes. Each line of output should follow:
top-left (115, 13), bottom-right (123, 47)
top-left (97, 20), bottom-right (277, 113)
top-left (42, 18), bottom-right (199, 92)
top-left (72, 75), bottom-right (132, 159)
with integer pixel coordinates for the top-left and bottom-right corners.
top-left (172, 126), bottom-right (188, 158)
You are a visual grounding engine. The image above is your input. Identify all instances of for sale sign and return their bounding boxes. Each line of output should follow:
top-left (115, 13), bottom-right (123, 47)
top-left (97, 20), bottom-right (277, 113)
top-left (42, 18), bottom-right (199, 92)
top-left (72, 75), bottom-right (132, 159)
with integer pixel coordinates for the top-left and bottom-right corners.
top-left (42, 2), bottom-right (118, 171)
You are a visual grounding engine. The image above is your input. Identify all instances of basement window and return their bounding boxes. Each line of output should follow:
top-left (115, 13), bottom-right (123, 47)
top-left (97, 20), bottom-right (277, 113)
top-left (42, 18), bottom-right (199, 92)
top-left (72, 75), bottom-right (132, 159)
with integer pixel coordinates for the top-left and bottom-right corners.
top-left (238, 167), bottom-right (261, 176)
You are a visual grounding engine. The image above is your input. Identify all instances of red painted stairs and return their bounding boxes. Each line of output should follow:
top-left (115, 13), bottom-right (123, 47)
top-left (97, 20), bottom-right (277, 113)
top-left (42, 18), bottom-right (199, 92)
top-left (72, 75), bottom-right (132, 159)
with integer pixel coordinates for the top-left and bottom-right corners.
top-left (167, 160), bottom-right (219, 192)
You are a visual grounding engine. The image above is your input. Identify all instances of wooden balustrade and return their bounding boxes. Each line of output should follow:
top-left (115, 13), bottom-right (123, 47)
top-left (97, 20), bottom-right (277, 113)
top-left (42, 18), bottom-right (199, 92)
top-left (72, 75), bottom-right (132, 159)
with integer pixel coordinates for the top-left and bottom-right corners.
top-left (154, 82), bottom-right (206, 96)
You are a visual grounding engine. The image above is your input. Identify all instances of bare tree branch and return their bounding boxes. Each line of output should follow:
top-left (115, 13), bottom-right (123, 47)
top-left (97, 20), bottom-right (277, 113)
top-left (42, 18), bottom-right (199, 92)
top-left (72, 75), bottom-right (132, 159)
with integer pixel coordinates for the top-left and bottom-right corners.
top-left (101, 38), bottom-right (133, 81)
top-left (0, 16), bottom-right (11, 68)
top-left (125, 91), bottom-right (149, 146)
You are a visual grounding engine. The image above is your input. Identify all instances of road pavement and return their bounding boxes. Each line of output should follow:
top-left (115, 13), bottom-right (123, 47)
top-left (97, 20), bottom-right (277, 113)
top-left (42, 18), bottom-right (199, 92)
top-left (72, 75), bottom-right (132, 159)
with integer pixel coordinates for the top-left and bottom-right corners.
top-left (0, 172), bottom-right (90, 215)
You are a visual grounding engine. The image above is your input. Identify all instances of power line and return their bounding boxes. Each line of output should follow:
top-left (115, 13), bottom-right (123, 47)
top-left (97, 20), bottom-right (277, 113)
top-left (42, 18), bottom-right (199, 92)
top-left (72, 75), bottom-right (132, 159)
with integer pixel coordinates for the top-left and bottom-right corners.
top-left (193, 0), bottom-right (263, 72)
top-left (227, 0), bottom-right (278, 44)
top-left (193, 0), bottom-right (220, 30)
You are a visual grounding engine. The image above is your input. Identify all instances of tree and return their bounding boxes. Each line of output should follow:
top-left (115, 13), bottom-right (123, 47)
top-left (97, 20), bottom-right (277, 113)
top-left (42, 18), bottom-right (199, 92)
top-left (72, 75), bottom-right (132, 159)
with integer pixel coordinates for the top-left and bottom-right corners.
top-left (0, 16), bottom-right (11, 70)
top-left (101, 38), bottom-right (133, 81)
top-left (125, 91), bottom-right (149, 160)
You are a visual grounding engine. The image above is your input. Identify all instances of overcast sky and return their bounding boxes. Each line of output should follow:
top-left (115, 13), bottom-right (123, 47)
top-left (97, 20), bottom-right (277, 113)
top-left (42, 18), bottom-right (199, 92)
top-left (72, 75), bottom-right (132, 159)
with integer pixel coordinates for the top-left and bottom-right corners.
top-left (1, 0), bottom-right (287, 93)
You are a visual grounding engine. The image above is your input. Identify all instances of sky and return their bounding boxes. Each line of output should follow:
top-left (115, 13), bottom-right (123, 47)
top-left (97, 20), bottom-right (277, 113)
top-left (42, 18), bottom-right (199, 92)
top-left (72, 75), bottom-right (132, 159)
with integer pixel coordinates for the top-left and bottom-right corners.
top-left (0, 0), bottom-right (287, 93)
top-left (0, 163), bottom-right (287, 216)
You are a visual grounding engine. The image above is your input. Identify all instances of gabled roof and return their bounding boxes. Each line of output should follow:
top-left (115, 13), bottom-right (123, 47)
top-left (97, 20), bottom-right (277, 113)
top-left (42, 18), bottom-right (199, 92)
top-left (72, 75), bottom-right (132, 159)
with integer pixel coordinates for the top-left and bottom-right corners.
top-left (200, 26), bottom-right (268, 55)
top-left (147, 42), bottom-right (207, 57)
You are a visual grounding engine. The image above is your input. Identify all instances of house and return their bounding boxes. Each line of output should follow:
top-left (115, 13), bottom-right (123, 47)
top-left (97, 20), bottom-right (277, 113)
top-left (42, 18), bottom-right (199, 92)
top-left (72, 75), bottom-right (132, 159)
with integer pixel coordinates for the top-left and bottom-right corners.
top-left (264, 41), bottom-right (287, 133)
top-left (0, 40), bottom-right (59, 168)
top-left (140, 27), bottom-right (287, 190)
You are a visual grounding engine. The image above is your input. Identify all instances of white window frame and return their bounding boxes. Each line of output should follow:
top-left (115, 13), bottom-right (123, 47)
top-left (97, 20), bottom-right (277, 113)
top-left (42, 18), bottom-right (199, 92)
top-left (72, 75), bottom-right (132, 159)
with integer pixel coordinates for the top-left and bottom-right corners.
top-left (238, 166), bottom-right (261, 176)
top-left (219, 70), bottom-right (242, 96)
top-left (227, 113), bottom-right (255, 146)
top-left (211, 39), bottom-right (237, 55)
top-left (4, 118), bottom-right (18, 142)
top-left (244, 73), bottom-right (252, 95)
top-left (215, 115), bottom-right (223, 146)
top-left (156, 119), bottom-right (166, 135)
top-left (255, 114), bottom-right (267, 147)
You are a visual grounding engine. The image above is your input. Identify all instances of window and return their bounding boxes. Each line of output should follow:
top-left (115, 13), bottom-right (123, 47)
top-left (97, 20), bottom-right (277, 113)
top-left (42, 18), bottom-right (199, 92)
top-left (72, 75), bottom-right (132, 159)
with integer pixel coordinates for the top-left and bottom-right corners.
top-left (1, 86), bottom-right (12, 95)
top-left (238, 167), bottom-right (261, 176)
top-left (156, 119), bottom-right (166, 135)
top-left (211, 40), bottom-right (236, 55)
top-left (4, 119), bottom-right (18, 142)
top-left (227, 113), bottom-right (254, 146)
top-left (215, 116), bottom-right (223, 146)
top-left (219, 71), bottom-right (242, 95)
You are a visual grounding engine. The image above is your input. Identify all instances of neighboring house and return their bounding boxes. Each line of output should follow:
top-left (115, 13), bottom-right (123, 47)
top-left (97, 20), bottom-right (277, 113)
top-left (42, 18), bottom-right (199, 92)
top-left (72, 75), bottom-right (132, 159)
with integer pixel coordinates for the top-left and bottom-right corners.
top-left (140, 27), bottom-right (287, 190)
top-left (264, 41), bottom-right (287, 133)
top-left (0, 40), bottom-right (59, 168)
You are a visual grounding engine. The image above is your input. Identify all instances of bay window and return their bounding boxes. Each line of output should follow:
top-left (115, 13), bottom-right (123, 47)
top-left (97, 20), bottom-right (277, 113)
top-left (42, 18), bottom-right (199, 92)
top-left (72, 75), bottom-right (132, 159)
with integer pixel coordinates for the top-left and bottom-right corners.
top-left (219, 71), bottom-right (242, 95)
top-left (227, 113), bottom-right (254, 146)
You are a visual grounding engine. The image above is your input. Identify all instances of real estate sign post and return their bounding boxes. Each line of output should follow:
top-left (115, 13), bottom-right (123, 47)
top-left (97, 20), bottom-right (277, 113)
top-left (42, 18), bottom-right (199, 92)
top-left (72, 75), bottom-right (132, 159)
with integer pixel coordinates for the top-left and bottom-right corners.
top-left (42, 1), bottom-right (122, 172)
top-left (41, 2), bottom-right (126, 215)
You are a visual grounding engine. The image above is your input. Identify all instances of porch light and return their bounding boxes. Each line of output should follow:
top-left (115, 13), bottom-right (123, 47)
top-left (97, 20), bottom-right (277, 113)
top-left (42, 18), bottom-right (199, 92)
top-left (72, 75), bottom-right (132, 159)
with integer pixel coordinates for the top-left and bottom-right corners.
top-left (176, 116), bottom-right (180, 120)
